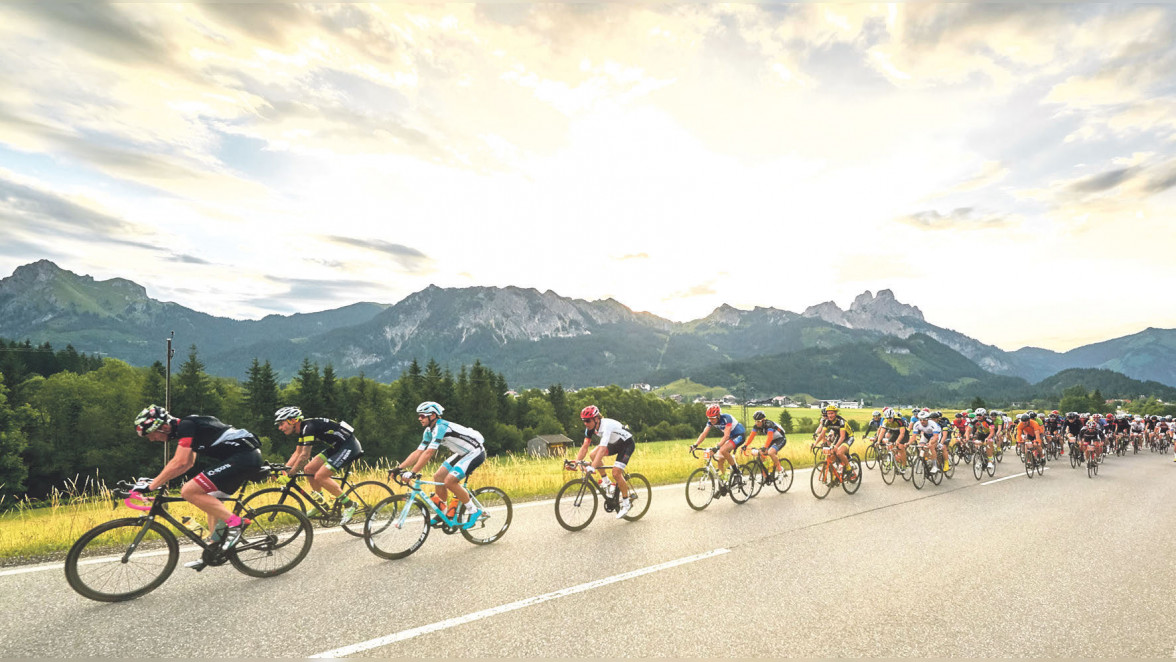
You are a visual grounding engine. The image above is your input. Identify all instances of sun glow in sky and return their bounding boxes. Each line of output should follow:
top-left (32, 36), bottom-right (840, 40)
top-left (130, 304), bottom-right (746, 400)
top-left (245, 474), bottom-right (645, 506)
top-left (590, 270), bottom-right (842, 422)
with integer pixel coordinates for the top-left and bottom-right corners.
top-left (2, 3), bottom-right (1176, 352)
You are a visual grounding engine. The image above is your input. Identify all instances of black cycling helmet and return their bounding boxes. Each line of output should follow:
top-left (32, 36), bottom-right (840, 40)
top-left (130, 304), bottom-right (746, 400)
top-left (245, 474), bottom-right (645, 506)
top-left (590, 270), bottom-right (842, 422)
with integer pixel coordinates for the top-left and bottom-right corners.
top-left (753, 410), bottom-right (767, 421)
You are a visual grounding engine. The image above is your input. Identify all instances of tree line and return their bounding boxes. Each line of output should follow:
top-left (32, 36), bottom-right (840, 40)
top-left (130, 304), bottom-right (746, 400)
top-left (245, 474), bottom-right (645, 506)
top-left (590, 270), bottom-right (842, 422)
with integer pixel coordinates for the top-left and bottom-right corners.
top-left (0, 340), bottom-right (708, 502)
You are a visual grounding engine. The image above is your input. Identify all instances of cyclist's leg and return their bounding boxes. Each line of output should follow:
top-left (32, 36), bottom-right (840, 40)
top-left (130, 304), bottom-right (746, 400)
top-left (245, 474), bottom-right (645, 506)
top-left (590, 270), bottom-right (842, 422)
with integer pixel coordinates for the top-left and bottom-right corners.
top-left (447, 451), bottom-right (485, 520)
top-left (183, 450), bottom-right (261, 532)
top-left (717, 438), bottom-right (738, 474)
top-left (610, 438), bottom-right (635, 498)
top-left (303, 455), bottom-right (329, 494)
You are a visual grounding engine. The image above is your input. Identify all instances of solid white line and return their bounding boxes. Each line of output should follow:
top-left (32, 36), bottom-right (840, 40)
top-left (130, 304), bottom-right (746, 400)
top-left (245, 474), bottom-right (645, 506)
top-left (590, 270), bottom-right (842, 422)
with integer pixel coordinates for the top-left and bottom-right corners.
top-left (982, 466), bottom-right (1049, 485)
top-left (309, 547), bottom-right (731, 658)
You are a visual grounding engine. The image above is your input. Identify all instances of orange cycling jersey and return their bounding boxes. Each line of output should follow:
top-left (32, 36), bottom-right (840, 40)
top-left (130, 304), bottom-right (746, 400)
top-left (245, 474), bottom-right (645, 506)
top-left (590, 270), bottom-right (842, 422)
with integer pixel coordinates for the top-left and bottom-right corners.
top-left (1016, 420), bottom-right (1044, 439)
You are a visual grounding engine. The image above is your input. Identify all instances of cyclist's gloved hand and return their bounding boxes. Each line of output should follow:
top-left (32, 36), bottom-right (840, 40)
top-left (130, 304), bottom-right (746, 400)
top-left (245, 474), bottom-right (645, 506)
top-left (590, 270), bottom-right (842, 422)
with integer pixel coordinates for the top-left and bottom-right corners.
top-left (132, 478), bottom-right (152, 492)
top-left (399, 470), bottom-right (416, 482)
top-left (584, 465), bottom-right (595, 474)
top-left (273, 474), bottom-right (290, 485)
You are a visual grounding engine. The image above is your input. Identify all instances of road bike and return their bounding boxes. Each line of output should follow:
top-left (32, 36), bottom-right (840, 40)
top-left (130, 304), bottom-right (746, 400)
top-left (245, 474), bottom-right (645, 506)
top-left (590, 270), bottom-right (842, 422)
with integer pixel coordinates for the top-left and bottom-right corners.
top-left (239, 462), bottom-right (393, 536)
top-left (363, 473), bottom-right (511, 560)
top-left (554, 460), bottom-right (651, 531)
top-left (1023, 442), bottom-right (1045, 478)
top-left (971, 440), bottom-right (996, 480)
top-left (743, 447), bottom-right (794, 497)
top-left (685, 445), bottom-right (754, 510)
top-left (809, 442), bottom-right (862, 499)
top-left (910, 440), bottom-right (953, 489)
top-left (64, 473), bottom-right (313, 602)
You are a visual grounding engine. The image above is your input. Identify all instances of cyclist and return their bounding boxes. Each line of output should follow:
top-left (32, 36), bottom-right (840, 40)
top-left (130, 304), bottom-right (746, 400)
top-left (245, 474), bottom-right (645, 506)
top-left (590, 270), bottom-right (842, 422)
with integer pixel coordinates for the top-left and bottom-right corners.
top-left (1016, 411), bottom-right (1045, 466)
top-left (911, 411), bottom-right (944, 474)
top-left (877, 407), bottom-right (911, 469)
top-left (813, 405), bottom-right (856, 481)
top-left (394, 402), bottom-right (487, 526)
top-left (743, 410), bottom-right (788, 478)
top-left (692, 405), bottom-right (746, 481)
top-left (1077, 419), bottom-right (1105, 466)
top-left (864, 411), bottom-right (882, 438)
top-left (575, 405), bottom-right (636, 518)
top-left (968, 408), bottom-right (995, 467)
top-left (1064, 412), bottom-right (1084, 456)
top-left (274, 406), bottom-right (364, 525)
top-left (133, 405), bottom-right (262, 570)
top-left (1129, 415), bottom-right (1146, 452)
top-left (1043, 411), bottom-right (1064, 455)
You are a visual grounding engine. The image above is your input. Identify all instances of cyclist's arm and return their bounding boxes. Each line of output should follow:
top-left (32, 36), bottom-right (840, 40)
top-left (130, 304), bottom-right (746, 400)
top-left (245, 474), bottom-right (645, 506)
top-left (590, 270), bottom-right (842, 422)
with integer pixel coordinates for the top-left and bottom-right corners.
top-left (148, 444), bottom-right (196, 490)
top-left (695, 426), bottom-right (711, 448)
top-left (742, 430), bottom-right (757, 452)
top-left (284, 445), bottom-right (312, 476)
top-left (575, 437), bottom-right (594, 463)
top-left (720, 423), bottom-right (734, 445)
top-left (399, 448), bottom-right (435, 475)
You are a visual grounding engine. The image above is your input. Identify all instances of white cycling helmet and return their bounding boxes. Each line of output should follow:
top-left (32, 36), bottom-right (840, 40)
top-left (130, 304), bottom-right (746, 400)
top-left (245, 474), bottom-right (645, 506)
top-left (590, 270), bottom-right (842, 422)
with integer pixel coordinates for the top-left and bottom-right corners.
top-left (917, 411), bottom-right (930, 420)
top-left (975, 408), bottom-right (987, 416)
top-left (416, 401), bottom-right (444, 417)
top-left (274, 406), bottom-right (303, 423)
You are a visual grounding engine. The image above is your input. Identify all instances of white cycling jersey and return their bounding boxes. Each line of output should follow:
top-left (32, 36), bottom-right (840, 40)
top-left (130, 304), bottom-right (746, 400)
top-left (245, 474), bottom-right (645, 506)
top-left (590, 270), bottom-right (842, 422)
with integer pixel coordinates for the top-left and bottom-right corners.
top-left (912, 420), bottom-right (942, 439)
top-left (587, 418), bottom-right (632, 447)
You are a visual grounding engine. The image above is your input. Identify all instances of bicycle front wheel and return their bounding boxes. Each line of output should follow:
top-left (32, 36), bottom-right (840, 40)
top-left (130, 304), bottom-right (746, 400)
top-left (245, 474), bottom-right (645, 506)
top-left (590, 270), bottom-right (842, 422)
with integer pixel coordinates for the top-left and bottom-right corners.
top-left (685, 468), bottom-right (715, 511)
top-left (229, 505), bottom-right (314, 577)
top-left (911, 459), bottom-right (926, 490)
top-left (864, 443), bottom-right (877, 469)
top-left (65, 518), bottom-right (178, 602)
top-left (773, 459), bottom-right (794, 493)
top-left (745, 462), bottom-right (764, 499)
top-left (460, 487), bottom-right (512, 545)
top-left (555, 479), bottom-right (598, 531)
top-left (843, 457), bottom-right (863, 495)
top-left (810, 463), bottom-right (832, 499)
top-left (879, 452), bottom-right (896, 485)
top-left (365, 496), bottom-right (429, 560)
top-left (621, 473), bottom-right (652, 521)
top-left (340, 481), bottom-right (395, 537)
top-left (728, 465), bottom-right (754, 504)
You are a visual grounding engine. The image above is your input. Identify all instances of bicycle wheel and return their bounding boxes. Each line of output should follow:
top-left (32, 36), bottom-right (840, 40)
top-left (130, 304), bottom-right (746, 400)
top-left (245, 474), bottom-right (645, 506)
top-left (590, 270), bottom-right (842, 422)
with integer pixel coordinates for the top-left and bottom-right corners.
top-left (1088, 460), bottom-right (1095, 479)
top-left (1025, 457), bottom-right (1034, 479)
top-left (879, 452), bottom-right (896, 485)
top-left (1069, 449), bottom-right (1078, 469)
top-left (929, 460), bottom-right (943, 486)
top-left (843, 457), bottom-right (863, 495)
top-left (973, 454), bottom-right (984, 480)
top-left (942, 455), bottom-right (955, 480)
top-left (340, 481), bottom-right (395, 537)
top-left (65, 518), bottom-right (178, 602)
top-left (685, 468), bottom-right (715, 511)
top-left (864, 443), bottom-right (877, 470)
top-left (911, 458), bottom-right (925, 490)
top-left (810, 463), bottom-right (832, 499)
top-left (364, 495), bottom-right (429, 560)
top-left (745, 462), bottom-right (764, 499)
top-left (994, 445), bottom-right (1004, 463)
top-left (773, 459), bottom-right (794, 493)
top-left (621, 473), bottom-right (652, 521)
top-left (1036, 458), bottom-right (1045, 476)
top-left (229, 505), bottom-right (313, 577)
top-left (460, 487), bottom-right (512, 545)
top-left (900, 451), bottom-right (914, 482)
top-left (728, 465), bottom-right (753, 504)
top-left (554, 479), bottom-right (598, 531)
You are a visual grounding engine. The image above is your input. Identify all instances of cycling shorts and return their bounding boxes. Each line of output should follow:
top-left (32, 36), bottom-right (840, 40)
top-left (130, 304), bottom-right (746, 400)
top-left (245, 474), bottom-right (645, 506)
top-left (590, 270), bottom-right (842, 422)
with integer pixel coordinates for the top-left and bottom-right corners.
top-left (442, 449), bottom-right (486, 480)
top-left (724, 435), bottom-right (745, 448)
top-left (604, 437), bottom-right (636, 469)
top-left (193, 448), bottom-right (263, 497)
top-left (317, 435), bottom-right (363, 471)
top-left (767, 437), bottom-right (787, 453)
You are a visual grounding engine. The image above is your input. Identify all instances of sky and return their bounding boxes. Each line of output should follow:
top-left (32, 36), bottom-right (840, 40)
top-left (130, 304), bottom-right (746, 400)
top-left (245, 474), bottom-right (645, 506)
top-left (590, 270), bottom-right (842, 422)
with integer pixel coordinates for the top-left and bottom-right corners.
top-left (1, 2), bottom-right (1175, 353)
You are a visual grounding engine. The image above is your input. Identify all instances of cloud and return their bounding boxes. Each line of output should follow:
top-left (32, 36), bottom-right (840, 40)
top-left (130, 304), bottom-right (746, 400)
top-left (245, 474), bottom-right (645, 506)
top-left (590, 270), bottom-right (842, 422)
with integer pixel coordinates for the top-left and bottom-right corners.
top-left (321, 235), bottom-right (435, 272)
top-left (264, 276), bottom-right (388, 302)
top-left (616, 253), bottom-right (649, 261)
top-left (896, 207), bottom-right (1016, 230)
top-left (1069, 166), bottom-right (1142, 194)
top-left (665, 282), bottom-right (716, 300)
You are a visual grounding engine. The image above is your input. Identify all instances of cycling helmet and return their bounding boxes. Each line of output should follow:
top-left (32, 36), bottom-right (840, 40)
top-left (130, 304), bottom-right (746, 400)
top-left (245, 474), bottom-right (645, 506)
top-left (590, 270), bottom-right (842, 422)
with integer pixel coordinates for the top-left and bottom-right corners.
top-left (753, 410), bottom-right (767, 421)
top-left (1051, 410), bottom-right (1059, 416)
top-left (967, 413), bottom-right (976, 419)
top-left (1027, 410), bottom-right (1037, 419)
top-left (1018, 413), bottom-right (1028, 422)
top-left (1167, 415), bottom-right (1173, 421)
top-left (975, 408), bottom-right (987, 416)
top-left (1135, 415), bottom-right (1143, 421)
top-left (1085, 420), bottom-right (1098, 429)
top-left (274, 406), bottom-right (303, 423)
top-left (1106, 413), bottom-right (1115, 420)
top-left (917, 411), bottom-right (930, 420)
top-left (1048, 412), bottom-right (1058, 419)
top-left (882, 407), bottom-right (896, 419)
top-left (1066, 411), bottom-right (1077, 418)
top-left (872, 410), bottom-right (881, 417)
top-left (580, 405), bottom-right (601, 420)
top-left (706, 404), bottom-right (721, 418)
top-left (824, 405), bottom-right (839, 413)
top-left (416, 401), bottom-right (444, 417)
top-left (955, 412), bottom-right (964, 419)
top-left (134, 405), bottom-right (174, 437)
top-left (930, 411), bottom-right (942, 419)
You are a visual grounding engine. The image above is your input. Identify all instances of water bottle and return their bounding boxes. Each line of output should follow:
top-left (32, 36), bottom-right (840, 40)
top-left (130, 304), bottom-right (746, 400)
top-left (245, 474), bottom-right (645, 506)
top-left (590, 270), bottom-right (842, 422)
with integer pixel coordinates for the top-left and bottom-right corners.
top-left (181, 516), bottom-right (206, 537)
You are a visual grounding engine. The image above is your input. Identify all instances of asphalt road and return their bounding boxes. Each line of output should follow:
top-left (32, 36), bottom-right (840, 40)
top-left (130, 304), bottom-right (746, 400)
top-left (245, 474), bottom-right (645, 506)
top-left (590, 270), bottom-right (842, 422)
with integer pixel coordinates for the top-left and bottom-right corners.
top-left (2, 450), bottom-right (1175, 658)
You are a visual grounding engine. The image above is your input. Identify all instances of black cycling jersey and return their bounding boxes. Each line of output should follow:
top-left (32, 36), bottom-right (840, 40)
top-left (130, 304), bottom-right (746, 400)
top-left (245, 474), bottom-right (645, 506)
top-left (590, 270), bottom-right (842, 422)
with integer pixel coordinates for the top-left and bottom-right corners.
top-left (297, 418), bottom-right (357, 448)
top-left (1064, 419), bottom-right (1084, 436)
top-left (1044, 418), bottom-right (1062, 433)
top-left (171, 416), bottom-right (259, 460)
top-left (1077, 427), bottom-right (1105, 443)
top-left (818, 415), bottom-right (850, 442)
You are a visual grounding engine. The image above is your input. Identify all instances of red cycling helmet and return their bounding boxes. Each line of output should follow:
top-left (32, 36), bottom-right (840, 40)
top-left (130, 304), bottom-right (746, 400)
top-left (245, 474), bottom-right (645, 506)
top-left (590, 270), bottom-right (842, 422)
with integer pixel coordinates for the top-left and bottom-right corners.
top-left (706, 405), bottom-right (721, 418)
top-left (580, 405), bottom-right (600, 420)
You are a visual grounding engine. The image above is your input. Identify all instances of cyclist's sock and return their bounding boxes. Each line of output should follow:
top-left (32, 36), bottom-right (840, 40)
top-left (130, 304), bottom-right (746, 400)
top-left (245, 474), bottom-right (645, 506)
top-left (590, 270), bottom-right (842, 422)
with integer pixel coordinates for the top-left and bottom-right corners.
top-left (225, 514), bottom-right (243, 528)
top-left (337, 494), bottom-right (352, 505)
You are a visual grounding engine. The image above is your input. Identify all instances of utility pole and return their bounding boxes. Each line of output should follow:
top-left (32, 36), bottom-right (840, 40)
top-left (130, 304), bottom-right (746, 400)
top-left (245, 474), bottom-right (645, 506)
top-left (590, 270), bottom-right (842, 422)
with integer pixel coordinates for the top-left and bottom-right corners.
top-left (164, 332), bottom-right (174, 463)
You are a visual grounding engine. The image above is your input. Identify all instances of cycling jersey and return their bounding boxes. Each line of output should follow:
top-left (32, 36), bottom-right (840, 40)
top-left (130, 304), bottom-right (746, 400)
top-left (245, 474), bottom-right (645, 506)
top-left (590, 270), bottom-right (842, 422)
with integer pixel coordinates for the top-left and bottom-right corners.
top-left (912, 420), bottom-right (942, 440)
top-left (587, 418), bottom-right (635, 469)
top-left (1016, 420), bottom-right (1044, 439)
top-left (1077, 427), bottom-right (1105, 444)
top-left (1044, 418), bottom-right (1062, 433)
top-left (818, 415), bottom-right (850, 443)
top-left (418, 419), bottom-right (485, 455)
top-left (707, 414), bottom-right (746, 446)
top-left (865, 418), bottom-right (882, 433)
top-left (170, 416), bottom-right (260, 460)
top-left (969, 419), bottom-right (991, 440)
top-left (1130, 422), bottom-right (1145, 433)
top-left (1064, 419), bottom-right (1084, 436)
top-left (748, 420), bottom-right (787, 450)
top-left (297, 418), bottom-right (363, 470)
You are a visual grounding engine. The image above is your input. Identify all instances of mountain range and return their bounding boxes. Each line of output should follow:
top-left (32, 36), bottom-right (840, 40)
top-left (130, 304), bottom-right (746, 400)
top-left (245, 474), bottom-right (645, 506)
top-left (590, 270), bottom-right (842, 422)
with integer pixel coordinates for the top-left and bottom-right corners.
top-left (3, 259), bottom-right (1176, 400)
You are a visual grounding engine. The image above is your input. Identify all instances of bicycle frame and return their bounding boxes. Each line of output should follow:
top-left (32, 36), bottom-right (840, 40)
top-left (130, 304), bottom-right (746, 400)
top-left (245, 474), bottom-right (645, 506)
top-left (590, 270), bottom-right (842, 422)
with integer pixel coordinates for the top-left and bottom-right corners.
top-left (118, 491), bottom-right (266, 558)
top-left (564, 461), bottom-right (631, 509)
top-left (268, 465), bottom-right (355, 510)
top-left (392, 476), bottom-right (485, 531)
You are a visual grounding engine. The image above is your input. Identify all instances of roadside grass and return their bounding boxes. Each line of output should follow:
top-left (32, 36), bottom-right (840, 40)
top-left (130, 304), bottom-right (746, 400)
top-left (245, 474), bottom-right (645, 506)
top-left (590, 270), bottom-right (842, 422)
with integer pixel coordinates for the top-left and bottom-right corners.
top-left (1, 435), bottom-right (840, 565)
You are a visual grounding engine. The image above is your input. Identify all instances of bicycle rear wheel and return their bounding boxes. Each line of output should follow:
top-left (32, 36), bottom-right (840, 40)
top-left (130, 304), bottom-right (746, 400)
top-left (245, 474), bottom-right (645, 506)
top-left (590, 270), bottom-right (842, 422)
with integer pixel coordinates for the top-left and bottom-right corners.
top-left (555, 479), bottom-right (598, 531)
top-left (842, 457), bottom-right (863, 495)
top-left (728, 465), bottom-right (753, 504)
top-left (239, 487), bottom-right (307, 515)
top-left (864, 443), bottom-right (877, 470)
top-left (621, 473), bottom-right (651, 521)
top-left (460, 487), bottom-right (512, 545)
top-left (685, 468), bottom-right (715, 511)
top-left (229, 505), bottom-right (313, 577)
top-left (365, 496), bottom-right (429, 560)
top-left (340, 481), bottom-right (395, 537)
top-left (65, 518), bottom-right (178, 602)
top-left (773, 459), bottom-right (794, 493)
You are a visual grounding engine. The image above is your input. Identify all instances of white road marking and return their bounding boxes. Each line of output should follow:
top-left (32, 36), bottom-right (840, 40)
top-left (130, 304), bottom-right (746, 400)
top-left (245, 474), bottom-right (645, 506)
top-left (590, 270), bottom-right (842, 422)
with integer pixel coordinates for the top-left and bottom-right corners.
top-left (982, 466), bottom-right (1049, 485)
top-left (309, 547), bottom-right (732, 658)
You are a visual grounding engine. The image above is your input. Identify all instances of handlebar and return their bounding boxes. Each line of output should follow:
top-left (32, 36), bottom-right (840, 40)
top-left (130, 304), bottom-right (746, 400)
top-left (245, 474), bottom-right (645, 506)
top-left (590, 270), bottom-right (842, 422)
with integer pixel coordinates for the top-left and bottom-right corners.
top-left (689, 446), bottom-right (718, 459)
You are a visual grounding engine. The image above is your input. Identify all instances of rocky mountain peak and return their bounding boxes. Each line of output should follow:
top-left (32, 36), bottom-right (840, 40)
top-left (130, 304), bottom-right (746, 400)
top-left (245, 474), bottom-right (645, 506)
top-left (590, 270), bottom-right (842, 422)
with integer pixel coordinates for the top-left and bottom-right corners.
top-left (802, 301), bottom-right (849, 326)
top-left (848, 289), bottom-right (924, 321)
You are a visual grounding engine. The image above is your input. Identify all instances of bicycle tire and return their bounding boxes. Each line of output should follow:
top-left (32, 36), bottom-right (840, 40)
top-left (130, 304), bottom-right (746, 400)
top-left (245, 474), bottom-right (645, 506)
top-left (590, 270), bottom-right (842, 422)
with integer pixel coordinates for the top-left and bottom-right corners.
top-left (843, 457), bottom-right (863, 495)
top-left (340, 481), bottom-right (395, 537)
top-left (364, 495), bottom-right (429, 560)
top-left (554, 478), bottom-right (598, 531)
top-left (745, 462), bottom-right (764, 499)
top-left (929, 460), bottom-right (943, 486)
top-left (1088, 460), bottom-right (1095, 479)
top-left (1025, 457), bottom-right (1034, 479)
top-left (911, 458), bottom-right (925, 490)
top-left (685, 468), bottom-right (715, 511)
top-left (1070, 449), bottom-right (1078, 469)
top-left (229, 505), bottom-right (314, 577)
top-left (810, 463), bottom-right (832, 499)
top-left (879, 452), bottom-right (896, 485)
top-left (65, 518), bottom-right (178, 602)
top-left (973, 454), bottom-right (983, 480)
top-left (900, 450), bottom-right (914, 482)
top-left (864, 443), bottom-right (877, 470)
top-left (239, 487), bottom-right (307, 515)
top-left (621, 473), bottom-right (652, 521)
top-left (728, 465), bottom-right (753, 504)
top-left (460, 487), bottom-right (512, 545)
top-left (773, 459), bottom-right (794, 493)
top-left (994, 446), bottom-right (1004, 463)
top-left (1036, 459), bottom-right (1045, 476)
